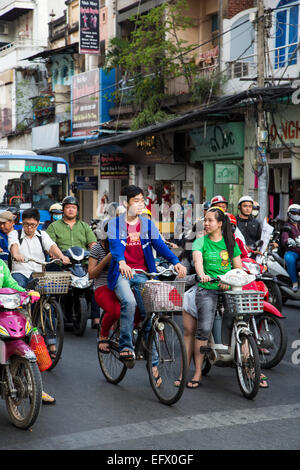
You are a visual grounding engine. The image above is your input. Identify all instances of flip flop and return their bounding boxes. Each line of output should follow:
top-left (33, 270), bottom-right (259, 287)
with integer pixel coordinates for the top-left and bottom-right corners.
top-left (186, 380), bottom-right (202, 389)
top-left (42, 391), bottom-right (56, 405)
top-left (259, 375), bottom-right (269, 389)
top-left (119, 349), bottom-right (135, 361)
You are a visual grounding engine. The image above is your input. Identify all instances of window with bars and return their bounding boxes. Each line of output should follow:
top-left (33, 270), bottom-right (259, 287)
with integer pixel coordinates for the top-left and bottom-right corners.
top-left (275, 1), bottom-right (299, 69)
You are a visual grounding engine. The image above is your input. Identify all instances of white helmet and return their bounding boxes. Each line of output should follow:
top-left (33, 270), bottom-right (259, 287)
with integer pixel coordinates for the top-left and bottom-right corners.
top-left (287, 204), bottom-right (300, 223)
top-left (238, 195), bottom-right (254, 206)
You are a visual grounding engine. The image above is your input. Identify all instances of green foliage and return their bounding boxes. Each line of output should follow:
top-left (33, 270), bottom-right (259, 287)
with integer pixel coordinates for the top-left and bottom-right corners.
top-left (191, 74), bottom-right (226, 104)
top-left (105, 0), bottom-right (199, 129)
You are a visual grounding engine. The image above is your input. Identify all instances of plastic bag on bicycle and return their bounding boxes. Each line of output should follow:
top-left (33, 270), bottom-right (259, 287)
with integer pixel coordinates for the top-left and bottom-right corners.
top-left (142, 282), bottom-right (183, 311)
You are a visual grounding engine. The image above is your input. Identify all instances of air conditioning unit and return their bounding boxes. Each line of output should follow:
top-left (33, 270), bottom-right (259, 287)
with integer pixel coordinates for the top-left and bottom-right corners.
top-left (0, 23), bottom-right (9, 35)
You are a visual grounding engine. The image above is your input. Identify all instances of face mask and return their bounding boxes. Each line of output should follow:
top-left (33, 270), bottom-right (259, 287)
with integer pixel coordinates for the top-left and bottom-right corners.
top-left (53, 214), bottom-right (62, 221)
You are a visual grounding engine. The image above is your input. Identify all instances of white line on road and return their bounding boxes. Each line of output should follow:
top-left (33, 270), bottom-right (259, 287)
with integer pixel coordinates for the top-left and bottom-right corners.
top-left (15, 403), bottom-right (300, 450)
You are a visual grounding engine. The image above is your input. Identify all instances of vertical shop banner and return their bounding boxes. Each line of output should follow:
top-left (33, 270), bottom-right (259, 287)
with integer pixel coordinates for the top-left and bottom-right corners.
top-left (71, 69), bottom-right (100, 137)
top-left (79, 0), bottom-right (100, 54)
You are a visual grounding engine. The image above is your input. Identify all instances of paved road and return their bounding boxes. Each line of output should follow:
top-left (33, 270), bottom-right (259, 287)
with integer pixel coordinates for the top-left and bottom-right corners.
top-left (1, 301), bottom-right (300, 451)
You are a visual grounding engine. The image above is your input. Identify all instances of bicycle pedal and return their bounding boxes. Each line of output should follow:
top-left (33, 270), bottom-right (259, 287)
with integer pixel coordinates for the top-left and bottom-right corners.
top-left (200, 346), bottom-right (212, 354)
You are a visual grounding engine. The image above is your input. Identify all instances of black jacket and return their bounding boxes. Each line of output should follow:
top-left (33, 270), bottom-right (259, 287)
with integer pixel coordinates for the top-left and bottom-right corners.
top-left (236, 215), bottom-right (262, 248)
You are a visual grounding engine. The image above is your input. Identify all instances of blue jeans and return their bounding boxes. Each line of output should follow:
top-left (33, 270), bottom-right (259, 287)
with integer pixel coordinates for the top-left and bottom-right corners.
top-left (114, 273), bottom-right (158, 365)
top-left (12, 272), bottom-right (33, 289)
top-left (284, 251), bottom-right (300, 284)
top-left (12, 272), bottom-right (56, 346)
top-left (195, 287), bottom-right (232, 345)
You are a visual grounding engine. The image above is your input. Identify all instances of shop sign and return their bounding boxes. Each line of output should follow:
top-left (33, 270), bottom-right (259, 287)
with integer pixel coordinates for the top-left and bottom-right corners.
top-left (75, 175), bottom-right (98, 190)
top-left (79, 0), bottom-right (100, 55)
top-left (215, 163), bottom-right (239, 184)
top-left (100, 154), bottom-right (129, 179)
top-left (190, 122), bottom-right (244, 161)
top-left (71, 69), bottom-right (99, 137)
top-left (269, 106), bottom-right (300, 148)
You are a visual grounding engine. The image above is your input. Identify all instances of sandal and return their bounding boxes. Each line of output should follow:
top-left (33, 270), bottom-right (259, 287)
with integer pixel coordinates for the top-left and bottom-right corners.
top-left (98, 339), bottom-right (110, 354)
top-left (186, 380), bottom-right (202, 389)
top-left (120, 349), bottom-right (135, 369)
top-left (42, 391), bottom-right (56, 405)
top-left (119, 349), bottom-right (135, 361)
top-left (174, 379), bottom-right (182, 387)
top-left (259, 374), bottom-right (269, 389)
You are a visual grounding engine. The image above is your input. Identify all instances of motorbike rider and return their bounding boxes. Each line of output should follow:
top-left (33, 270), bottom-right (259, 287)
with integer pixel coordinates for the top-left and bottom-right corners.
top-left (43, 203), bottom-right (63, 230)
top-left (210, 195), bottom-right (228, 212)
top-left (0, 211), bottom-right (16, 263)
top-left (186, 206), bottom-right (242, 388)
top-left (236, 196), bottom-right (262, 254)
top-left (46, 196), bottom-right (99, 327)
top-left (227, 213), bottom-right (249, 259)
top-left (252, 201), bottom-right (260, 218)
top-left (281, 204), bottom-right (300, 292)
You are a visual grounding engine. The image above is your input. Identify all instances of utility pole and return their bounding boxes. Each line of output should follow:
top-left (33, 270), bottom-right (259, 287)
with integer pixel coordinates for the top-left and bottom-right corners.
top-left (256, 0), bottom-right (268, 224)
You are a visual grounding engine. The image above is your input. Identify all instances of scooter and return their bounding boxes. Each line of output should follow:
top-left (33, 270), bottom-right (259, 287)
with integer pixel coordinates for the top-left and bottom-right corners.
top-left (261, 243), bottom-right (300, 303)
top-left (200, 268), bottom-right (262, 400)
top-left (60, 246), bottom-right (93, 336)
top-left (241, 257), bottom-right (287, 369)
top-left (0, 288), bottom-right (42, 429)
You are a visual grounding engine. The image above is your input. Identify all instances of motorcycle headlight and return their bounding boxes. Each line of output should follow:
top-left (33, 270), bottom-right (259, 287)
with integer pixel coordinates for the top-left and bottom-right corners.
top-left (71, 275), bottom-right (92, 289)
top-left (0, 294), bottom-right (21, 309)
top-left (243, 262), bottom-right (261, 275)
top-left (0, 325), bottom-right (10, 338)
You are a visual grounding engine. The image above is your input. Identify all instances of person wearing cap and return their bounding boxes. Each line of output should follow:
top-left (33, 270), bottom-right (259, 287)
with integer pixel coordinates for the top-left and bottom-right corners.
top-left (236, 196), bottom-right (262, 253)
top-left (43, 203), bottom-right (63, 230)
top-left (0, 211), bottom-right (15, 263)
top-left (210, 195), bottom-right (228, 212)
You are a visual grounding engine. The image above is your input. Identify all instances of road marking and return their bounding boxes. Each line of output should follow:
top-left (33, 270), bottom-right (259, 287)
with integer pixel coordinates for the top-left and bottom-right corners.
top-left (16, 403), bottom-right (300, 450)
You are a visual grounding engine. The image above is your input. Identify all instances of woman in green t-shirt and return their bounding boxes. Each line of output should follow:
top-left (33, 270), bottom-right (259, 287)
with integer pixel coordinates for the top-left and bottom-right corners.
top-left (186, 207), bottom-right (242, 389)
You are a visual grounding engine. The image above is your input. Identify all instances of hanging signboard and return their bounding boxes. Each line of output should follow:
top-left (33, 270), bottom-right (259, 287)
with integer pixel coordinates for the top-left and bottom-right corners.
top-left (190, 122), bottom-right (244, 161)
top-left (79, 0), bottom-right (100, 55)
top-left (71, 69), bottom-right (99, 137)
top-left (100, 154), bottom-right (129, 179)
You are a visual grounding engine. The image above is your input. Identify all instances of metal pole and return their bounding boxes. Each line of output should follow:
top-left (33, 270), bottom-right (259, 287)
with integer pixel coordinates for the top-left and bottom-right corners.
top-left (257, 0), bottom-right (268, 224)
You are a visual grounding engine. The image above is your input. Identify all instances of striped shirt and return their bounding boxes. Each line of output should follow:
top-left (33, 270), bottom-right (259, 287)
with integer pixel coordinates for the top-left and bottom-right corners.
top-left (89, 242), bottom-right (110, 290)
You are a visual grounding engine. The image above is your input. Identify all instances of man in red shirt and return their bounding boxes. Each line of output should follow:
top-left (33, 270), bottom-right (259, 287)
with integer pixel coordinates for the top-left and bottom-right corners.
top-left (108, 186), bottom-right (186, 373)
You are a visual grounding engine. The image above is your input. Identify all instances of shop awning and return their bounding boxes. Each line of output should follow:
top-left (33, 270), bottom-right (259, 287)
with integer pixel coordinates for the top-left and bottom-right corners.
top-left (23, 43), bottom-right (79, 61)
top-left (35, 85), bottom-right (294, 156)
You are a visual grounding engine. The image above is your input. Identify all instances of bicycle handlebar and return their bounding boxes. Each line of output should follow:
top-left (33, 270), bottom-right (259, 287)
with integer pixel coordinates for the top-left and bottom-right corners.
top-left (22, 256), bottom-right (63, 265)
top-left (132, 266), bottom-right (177, 277)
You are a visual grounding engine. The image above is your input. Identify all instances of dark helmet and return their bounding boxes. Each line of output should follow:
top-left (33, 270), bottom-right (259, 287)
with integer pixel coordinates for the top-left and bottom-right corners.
top-left (62, 196), bottom-right (79, 209)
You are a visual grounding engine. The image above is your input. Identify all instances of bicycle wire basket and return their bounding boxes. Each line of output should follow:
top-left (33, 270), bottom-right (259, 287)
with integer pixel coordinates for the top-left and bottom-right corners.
top-left (225, 290), bottom-right (264, 316)
top-left (136, 280), bottom-right (186, 313)
top-left (32, 272), bottom-right (71, 295)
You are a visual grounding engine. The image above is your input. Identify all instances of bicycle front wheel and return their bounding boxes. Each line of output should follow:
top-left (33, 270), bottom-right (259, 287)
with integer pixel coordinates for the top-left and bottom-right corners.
top-left (97, 314), bottom-right (127, 384)
top-left (146, 316), bottom-right (187, 406)
top-left (235, 334), bottom-right (261, 400)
